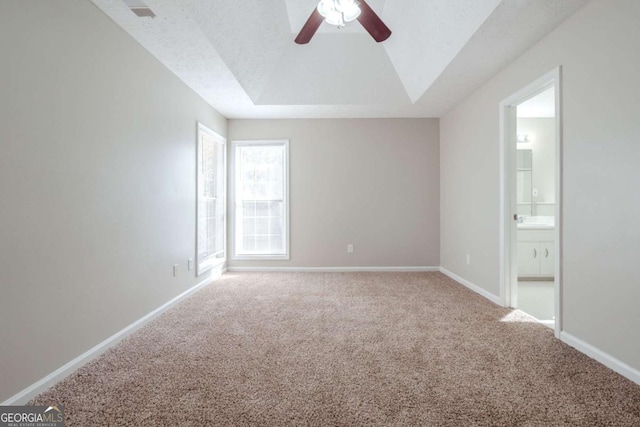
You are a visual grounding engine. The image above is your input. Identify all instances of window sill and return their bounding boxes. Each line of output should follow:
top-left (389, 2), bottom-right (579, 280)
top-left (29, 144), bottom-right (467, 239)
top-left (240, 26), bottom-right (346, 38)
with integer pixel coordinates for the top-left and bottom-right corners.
top-left (232, 254), bottom-right (290, 261)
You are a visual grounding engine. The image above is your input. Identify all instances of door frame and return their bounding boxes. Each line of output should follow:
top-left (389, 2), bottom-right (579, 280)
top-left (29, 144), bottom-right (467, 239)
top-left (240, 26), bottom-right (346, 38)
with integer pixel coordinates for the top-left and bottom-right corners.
top-left (498, 67), bottom-right (563, 338)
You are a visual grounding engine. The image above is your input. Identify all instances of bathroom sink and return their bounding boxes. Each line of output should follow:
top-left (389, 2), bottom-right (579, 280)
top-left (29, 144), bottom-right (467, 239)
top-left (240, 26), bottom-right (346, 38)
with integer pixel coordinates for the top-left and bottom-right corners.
top-left (517, 216), bottom-right (555, 229)
top-left (517, 223), bottom-right (554, 230)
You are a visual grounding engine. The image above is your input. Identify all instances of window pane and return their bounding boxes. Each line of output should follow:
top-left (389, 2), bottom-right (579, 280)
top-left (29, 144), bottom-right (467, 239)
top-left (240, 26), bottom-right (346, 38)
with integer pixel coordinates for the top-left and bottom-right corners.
top-left (243, 235), bottom-right (255, 252)
top-left (269, 201), bottom-right (282, 217)
top-left (255, 236), bottom-right (269, 253)
top-left (270, 217), bottom-right (282, 235)
top-left (243, 218), bottom-right (255, 235)
top-left (255, 219), bottom-right (269, 235)
top-left (270, 235), bottom-right (284, 254)
top-left (243, 201), bottom-right (256, 217)
top-left (256, 201), bottom-right (269, 217)
top-left (242, 182), bottom-right (253, 199)
top-left (266, 181), bottom-right (282, 200)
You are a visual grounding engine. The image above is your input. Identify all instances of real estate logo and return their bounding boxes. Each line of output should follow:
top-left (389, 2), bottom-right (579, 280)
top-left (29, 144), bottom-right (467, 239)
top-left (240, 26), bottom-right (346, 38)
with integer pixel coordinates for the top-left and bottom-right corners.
top-left (0, 406), bottom-right (64, 427)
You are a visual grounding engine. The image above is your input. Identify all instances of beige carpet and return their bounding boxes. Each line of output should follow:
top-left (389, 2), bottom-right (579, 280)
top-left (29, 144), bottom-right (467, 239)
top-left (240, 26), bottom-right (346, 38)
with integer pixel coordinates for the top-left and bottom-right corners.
top-left (31, 272), bottom-right (640, 426)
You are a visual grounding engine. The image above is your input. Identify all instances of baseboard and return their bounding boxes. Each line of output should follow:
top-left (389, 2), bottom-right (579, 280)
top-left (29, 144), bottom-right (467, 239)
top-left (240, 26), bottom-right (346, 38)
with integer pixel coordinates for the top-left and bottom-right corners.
top-left (1, 272), bottom-right (220, 406)
top-left (560, 332), bottom-right (640, 386)
top-left (227, 266), bottom-right (440, 273)
top-left (439, 267), bottom-right (502, 306)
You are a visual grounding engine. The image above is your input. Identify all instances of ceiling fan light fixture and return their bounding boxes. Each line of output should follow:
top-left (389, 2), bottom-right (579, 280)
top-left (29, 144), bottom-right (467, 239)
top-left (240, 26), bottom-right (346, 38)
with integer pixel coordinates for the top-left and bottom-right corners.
top-left (323, 10), bottom-right (345, 27)
top-left (342, 5), bottom-right (361, 22)
top-left (317, 0), bottom-right (361, 27)
top-left (296, 0), bottom-right (390, 44)
top-left (324, 12), bottom-right (345, 27)
top-left (337, 0), bottom-right (361, 21)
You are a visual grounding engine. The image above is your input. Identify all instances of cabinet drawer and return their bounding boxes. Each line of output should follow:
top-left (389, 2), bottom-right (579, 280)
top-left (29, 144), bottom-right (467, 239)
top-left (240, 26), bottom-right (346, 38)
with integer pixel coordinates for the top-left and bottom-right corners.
top-left (518, 229), bottom-right (555, 242)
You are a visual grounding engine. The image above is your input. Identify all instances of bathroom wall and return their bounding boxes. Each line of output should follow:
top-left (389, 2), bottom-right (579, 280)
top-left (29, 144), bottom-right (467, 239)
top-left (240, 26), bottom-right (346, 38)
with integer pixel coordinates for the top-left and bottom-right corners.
top-left (517, 118), bottom-right (556, 215)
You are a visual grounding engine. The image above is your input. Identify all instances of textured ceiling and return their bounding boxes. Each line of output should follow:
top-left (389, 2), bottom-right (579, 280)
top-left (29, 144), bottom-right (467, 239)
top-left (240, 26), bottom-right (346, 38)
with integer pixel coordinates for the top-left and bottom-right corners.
top-left (258, 34), bottom-right (409, 106)
top-left (90, 0), bottom-right (589, 118)
top-left (382, 0), bottom-right (501, 102)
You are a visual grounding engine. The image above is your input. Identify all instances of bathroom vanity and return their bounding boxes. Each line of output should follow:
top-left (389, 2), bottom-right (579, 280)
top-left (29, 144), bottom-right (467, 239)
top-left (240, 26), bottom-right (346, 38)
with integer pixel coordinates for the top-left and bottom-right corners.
top-left (517, 217), bottom-right (555, 278)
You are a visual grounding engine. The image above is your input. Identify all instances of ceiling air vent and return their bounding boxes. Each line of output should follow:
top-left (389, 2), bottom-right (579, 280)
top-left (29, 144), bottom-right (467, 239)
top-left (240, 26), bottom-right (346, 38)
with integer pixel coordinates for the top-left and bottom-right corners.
top-left (123, 0), bottom-right (155, 18)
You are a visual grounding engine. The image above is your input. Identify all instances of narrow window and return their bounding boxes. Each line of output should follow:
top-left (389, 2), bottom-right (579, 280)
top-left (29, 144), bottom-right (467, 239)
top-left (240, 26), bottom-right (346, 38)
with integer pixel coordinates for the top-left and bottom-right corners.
top-left (196, 123), bottom-right (226, 275)
top-left (232, 140), bottom-right (289, 259)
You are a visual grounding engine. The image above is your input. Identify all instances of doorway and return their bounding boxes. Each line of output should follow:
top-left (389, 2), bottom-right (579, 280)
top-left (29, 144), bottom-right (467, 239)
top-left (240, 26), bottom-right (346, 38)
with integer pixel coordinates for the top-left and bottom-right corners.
top-left (499, 68), bottom-right (562, 338)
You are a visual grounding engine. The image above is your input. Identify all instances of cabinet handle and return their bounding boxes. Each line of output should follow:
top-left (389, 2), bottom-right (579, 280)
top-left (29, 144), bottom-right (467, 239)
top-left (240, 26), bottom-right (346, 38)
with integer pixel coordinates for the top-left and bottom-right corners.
top-left (533, 248), bottom-right (537, 258)
top-left (545, 248), bottom-right (549, 258)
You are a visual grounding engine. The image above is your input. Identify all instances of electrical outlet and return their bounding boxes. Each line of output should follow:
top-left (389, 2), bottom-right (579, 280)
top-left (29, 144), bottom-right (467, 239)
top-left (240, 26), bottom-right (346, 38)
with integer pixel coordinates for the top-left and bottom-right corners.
top-left (188, 258), bottom-right (194, 271)
top-left (466, 254), bottom-right (471, 266)
top-left (173, 264), bottom-right (179, 277)
top-left (347, 244), bottom-right (354, 254)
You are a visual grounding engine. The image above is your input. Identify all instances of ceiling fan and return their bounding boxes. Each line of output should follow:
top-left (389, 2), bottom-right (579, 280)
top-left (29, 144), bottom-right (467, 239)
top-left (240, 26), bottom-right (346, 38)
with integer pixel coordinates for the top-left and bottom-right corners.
top-left (295, 0), bottom-right (391, 44)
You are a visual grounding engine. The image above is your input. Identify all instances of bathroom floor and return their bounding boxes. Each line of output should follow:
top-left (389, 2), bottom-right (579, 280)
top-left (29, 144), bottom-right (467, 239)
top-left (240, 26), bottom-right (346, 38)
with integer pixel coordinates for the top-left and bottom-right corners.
top-left (517, 280), bottom-right (555, 327)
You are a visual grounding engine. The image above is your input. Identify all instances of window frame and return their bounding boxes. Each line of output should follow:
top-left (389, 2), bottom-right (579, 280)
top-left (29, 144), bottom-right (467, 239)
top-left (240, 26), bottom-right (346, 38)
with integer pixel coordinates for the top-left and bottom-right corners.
top-left (230, 139), bottom-right (290, 261)
top-left (196, 122), bottom-right (227, 276)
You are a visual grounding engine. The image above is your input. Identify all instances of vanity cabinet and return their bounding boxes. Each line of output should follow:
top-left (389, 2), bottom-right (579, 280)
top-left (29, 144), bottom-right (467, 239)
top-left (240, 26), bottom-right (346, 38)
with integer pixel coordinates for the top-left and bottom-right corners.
top-left (517, 229), bottom-right (554, 278)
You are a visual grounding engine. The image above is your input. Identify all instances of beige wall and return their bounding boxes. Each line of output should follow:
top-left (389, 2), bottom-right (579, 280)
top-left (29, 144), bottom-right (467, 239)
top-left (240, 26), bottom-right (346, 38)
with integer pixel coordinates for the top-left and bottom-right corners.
top-left (228, 119), bottom-right (440, 269)
top-left (441, 0), bottom-right (640, 370)
top-left (0, 1), bottom-right (226, 401)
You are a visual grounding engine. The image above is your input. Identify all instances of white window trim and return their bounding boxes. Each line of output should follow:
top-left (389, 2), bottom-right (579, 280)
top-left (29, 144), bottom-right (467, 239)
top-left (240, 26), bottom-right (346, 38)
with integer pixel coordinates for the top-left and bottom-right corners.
top-left (230, 139), bottom-right (290, 261)
top-left (196, 122), bottom-right (227, 275)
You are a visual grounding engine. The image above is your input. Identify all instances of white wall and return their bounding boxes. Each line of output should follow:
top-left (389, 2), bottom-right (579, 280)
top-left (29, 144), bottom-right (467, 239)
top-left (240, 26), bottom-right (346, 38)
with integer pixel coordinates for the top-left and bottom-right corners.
top-left (0, 0), bottom-right (226, 401)
top-left (517, 118), bottom-right (555, 206)
top-left (228, 119), bottom-right (440, 269)
top-left (441, 0), bottom-right (640, 371)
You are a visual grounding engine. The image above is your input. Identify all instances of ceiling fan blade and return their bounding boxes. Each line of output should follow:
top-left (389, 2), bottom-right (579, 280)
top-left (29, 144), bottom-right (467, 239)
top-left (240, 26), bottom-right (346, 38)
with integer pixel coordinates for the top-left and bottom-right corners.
top-left (357, 0), bottom-right (392, 42)
top-left (295, 8), bottom-right (324, 44)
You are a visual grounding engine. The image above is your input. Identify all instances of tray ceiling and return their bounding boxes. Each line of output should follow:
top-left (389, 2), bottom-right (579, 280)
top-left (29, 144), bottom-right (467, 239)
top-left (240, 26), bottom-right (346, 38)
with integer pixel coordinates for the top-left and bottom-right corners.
top-left (90, 0), bottom-right (588, 118)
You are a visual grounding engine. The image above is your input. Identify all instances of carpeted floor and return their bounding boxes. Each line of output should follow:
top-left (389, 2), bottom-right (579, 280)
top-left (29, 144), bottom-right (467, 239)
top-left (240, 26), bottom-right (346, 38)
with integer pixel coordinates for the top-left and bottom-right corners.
top-left (31, 272), bottom-right (640, 426)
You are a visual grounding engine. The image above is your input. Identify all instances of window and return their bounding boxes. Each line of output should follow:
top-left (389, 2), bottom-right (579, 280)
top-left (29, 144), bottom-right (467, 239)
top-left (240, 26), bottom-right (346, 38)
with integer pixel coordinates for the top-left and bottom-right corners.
top-left (196, 123), bottom-right (226, 275)
top-left (232, 140), bottom-right (289, 259)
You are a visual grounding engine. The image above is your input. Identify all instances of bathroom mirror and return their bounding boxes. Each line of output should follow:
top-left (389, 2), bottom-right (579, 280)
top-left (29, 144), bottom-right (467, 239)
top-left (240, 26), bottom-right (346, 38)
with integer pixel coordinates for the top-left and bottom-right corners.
top-left (516, 149), bottom-right (533, 216)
